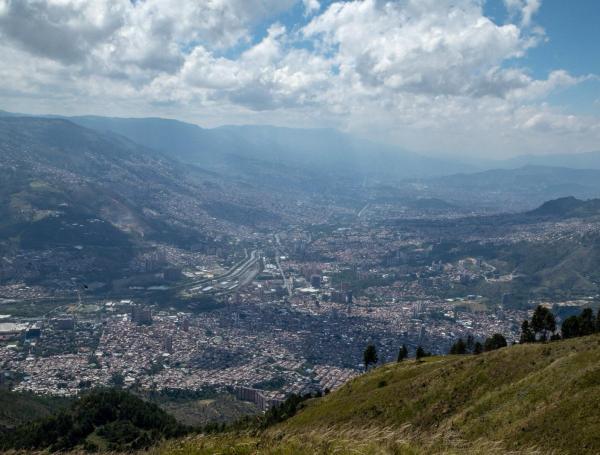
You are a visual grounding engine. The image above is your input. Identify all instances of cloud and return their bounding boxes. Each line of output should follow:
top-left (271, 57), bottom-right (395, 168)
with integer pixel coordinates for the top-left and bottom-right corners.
top-left (504, 0), bottom-right (542, 26)
top-left (521, 109), bottom-right (600, 135)
top-left (303, 0), bottom-right (320, 16)
top-left (0, 0), bottom-right (296, 71)
top-left (0, 0), bottom-right (597, 157)
top-left (0, 0), bottom-right (124, 64)
top-left (303, 0), bottom-right (537, 98)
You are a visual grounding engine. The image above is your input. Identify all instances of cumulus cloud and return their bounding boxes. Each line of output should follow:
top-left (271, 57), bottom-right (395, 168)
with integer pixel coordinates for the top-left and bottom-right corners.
top-left (504, 0), bottom-right (542, 26)
top-left (0, 0), bottom-right (124, 64)
top-left (303, 0), bottom-right (540, 98)
top-left (0, 0), bottom-right (597, 157)
top-left (303, 0), bottom-right (320, 16)
top-left (0, 0), bottom-right (295, 71)
top-left (521, 110), bottom-right (599, 135)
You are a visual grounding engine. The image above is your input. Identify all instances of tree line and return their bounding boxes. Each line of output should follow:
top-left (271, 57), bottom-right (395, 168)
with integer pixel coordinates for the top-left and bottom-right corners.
top-left (449, 333), bottom-right (507, 355)
top-left (363, 343), bottom-right (431, 370)
top-left (363, 305), bottom-right (600, 367)
top-left (447, 305), bottom-right (600, 359)
top-left (521, 305), bottom-right (600, 343)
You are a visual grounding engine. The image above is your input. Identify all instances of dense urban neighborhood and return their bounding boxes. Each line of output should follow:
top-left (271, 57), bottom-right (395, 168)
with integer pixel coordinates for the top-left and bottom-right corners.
top-left (3, 193), bottom-right (598, 411)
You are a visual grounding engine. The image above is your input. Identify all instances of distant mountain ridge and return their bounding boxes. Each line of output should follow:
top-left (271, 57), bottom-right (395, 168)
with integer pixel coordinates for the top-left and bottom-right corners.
top-left (67, 115), bottom-right (475, 181)
top-left (501, 150), bottom-right (600, 170)
top-left (4, 109), bottom-right (600, 216)
top-left (0, 109), bottom-right (477, 180)
top-left (419, 165), bottom-right (600, 211)
top-left (4, 109), bottom-right (600, 181)
top-left (528, 196), bottom-right (600, 218)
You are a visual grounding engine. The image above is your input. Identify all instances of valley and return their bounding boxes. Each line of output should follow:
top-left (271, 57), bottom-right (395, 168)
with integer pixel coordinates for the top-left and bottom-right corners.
top-left (1, 116), bottom-right (600, 418)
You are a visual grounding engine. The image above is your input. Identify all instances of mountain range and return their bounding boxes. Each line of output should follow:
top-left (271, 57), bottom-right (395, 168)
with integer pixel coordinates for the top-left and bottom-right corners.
top-left (0, 116), bottom-right (311, 289)
top-left (2, 113), bottom-right (600, 293)
top-left (4, 109), bottom-right (599, 183)
top-left (415, 165), bottom-right (600, 211)
top-left (1, 110), bottom-right (475, 182)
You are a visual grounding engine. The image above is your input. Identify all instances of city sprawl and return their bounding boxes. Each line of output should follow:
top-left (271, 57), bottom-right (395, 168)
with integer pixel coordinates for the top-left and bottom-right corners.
top-left (3, 198), bottom-right (599, 410)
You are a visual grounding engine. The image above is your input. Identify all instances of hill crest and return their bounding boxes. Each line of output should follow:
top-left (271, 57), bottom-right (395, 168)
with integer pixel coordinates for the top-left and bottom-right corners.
top-left (158, 335), bottom-right (600, 454)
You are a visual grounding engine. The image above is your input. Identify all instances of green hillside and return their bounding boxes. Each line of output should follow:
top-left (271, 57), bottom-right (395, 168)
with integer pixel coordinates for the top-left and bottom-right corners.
top-left (1, 389), bottom-right (187, 452)
top-left (155, 335), bottom-right (600, 454)
top-left (0, 390), bottom-right (71, 429)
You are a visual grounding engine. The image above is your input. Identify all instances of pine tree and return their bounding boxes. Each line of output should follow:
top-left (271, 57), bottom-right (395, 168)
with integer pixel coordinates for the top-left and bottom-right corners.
top-left (473, 341), bottom-right (483, 355)
top-left (397, 344), bottom-right (408, 362)
top-left (520, 320), bottom-right (535, 343)
top-left (466, 334), bottom-right (475, 353)
top-left (544, 309), bottom-right (557, 340)
top-left (450, 338), bottom-right (467, 355)
top-left (561, 315), bottom-right (581, 339)
top-left (580, 308), bottom-right (595, 336)
top-left (484, 333), bottom-right (507, 352)
top-left (363, 344), bottom-right (378, 370)
top-left (416, 345), bottom-right (426, 360)
top-left (531, 305), bottom-right (556, 341)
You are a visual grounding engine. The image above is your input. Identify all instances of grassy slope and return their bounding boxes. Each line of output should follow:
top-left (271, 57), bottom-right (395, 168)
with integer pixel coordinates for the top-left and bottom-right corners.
top-left (156, 335), bottom-right (600, 454)
top-left (154, 394), bottom-right (259, 427)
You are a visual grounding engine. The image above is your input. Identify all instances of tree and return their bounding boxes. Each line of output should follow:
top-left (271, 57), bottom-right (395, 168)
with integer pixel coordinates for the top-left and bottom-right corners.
top-left (473, 341), bottom-right (483, 355)
top-left (597, 309), bottom-right (600, 333)
top-left (397, 344), bottom-right (408, 362)
top-left (531, 305), bottom-right (556, 341)
top-left (466, 334), bottom-right (475, 353)
top-left (520, 320), bottom-right (535, 344)
top-left (415, 346), bottom-right (426, 360)
top-left (450, 338), bottom-right (467, 355)
top-left (484, 333), bottom-right (507, 352)
top-left (545, 310), bottom-right (557, 337)
top-left (579, 308), bottom-right (595, 336)
top-left (561, 315), bottom-right (581, 339)
top-left (110, 372), bottom-right (125, 387)
top-left (363, 344), bottom-right (378, 370)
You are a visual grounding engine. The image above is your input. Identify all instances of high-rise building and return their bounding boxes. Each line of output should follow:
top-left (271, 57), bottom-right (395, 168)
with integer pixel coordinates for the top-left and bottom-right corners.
top-left (163, 335), bottom-right (173, 354)
top-left (310, 274), bottom-right (322, 289)
top-left (181, 317), bottom-right (190, 332)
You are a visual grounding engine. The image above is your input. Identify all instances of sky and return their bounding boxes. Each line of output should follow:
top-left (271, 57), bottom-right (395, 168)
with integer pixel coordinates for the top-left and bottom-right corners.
top-left (0, 0), bottom-right (598, 158)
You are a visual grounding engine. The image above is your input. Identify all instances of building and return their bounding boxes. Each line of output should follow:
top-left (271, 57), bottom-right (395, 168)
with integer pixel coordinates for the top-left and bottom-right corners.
top-left (233, 386), bottom-right (284, 411)
top-left (0, 322), bottom-right (27, 340)
top-left (51, 318), bottom-right (75, 330)
top-left (163, 335), bottom-right (173, 354)
top-left (131, 306), bottom-right (152, 325)
top-left (25, 325), bottom-right (42, 340)
top-left (310, 274), bottom-right (322, 289)
top-left (181, 317), bottom-right (190, 332)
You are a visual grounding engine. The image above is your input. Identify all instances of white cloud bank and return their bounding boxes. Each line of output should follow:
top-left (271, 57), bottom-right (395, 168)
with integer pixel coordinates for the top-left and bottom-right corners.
top-left (0, 0), bottom-right (597, 157)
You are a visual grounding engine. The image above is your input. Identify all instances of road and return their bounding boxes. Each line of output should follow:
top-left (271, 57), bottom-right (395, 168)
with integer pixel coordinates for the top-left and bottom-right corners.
top-left (275, 253), bottom-right (292, 297)
top-left (183, 250), bottom-right (263, 297)
top-left (358, 204), bottom-right (370, 218)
